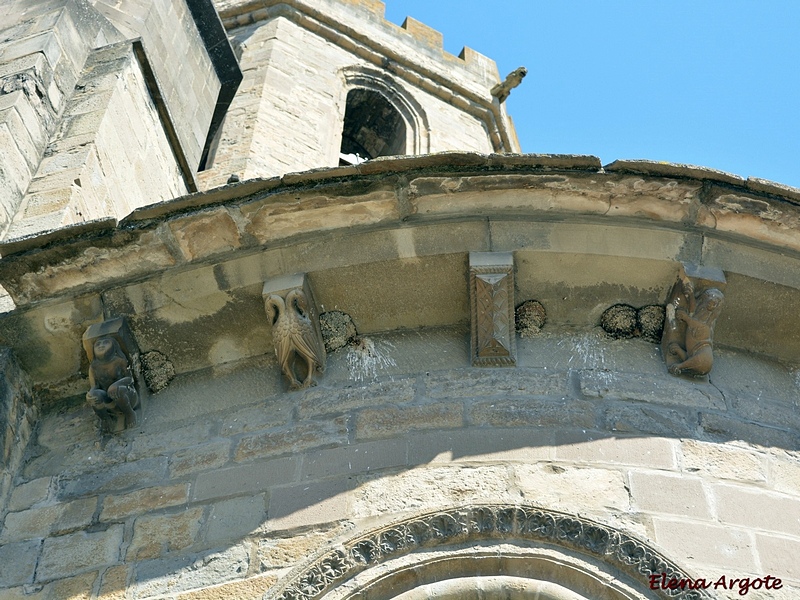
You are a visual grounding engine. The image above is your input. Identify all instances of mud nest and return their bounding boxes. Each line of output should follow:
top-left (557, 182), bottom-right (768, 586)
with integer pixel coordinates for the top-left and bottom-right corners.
top-left (515, 300), bottom-right (547, 337)
top-left (637, 305), bottom-right (665, 343)
top-left (600, 304), bottom-right (638, 339)
top-left (600, 304), bottom-right (665, 342)
top-left (140, 351), bottom-right (175, 393)
top-left (319, 311), bottom-right (358, 352)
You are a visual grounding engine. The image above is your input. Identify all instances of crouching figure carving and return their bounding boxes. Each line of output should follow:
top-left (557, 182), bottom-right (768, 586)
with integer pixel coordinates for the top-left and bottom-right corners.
top-left (661, 265), bottom-right (725, 377)
top-left (263, 274), bottom-right (326, 390)
top-left (83, 318), bottom-right (141, 433)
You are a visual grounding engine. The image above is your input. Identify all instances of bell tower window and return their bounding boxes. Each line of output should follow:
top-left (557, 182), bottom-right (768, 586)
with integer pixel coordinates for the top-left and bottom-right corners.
top-left (340, 88), bottom-right (406, 164)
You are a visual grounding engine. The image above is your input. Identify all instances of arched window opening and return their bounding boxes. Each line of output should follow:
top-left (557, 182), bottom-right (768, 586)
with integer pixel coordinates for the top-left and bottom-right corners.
top-left (340, 89), bottom-right (406, 165)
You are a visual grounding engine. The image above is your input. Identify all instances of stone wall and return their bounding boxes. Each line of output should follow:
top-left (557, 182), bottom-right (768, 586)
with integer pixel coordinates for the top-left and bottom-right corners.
top-left (0, 327), bottom-right (798, 598)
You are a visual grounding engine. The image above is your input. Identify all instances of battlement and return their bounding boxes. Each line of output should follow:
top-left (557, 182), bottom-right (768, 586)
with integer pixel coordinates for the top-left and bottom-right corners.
top-left (215, 0), bottom-right (501, 88)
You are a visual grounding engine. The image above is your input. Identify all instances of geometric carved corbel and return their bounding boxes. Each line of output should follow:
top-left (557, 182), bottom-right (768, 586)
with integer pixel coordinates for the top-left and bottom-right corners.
top-left (83, 317), bottom-right (142, 433)
top-left (661, 263), bottom-right (726, 377)
top-left (469, 252), bottom-right (516, 366)
top-left (263, 273), bottom-right (326, 390)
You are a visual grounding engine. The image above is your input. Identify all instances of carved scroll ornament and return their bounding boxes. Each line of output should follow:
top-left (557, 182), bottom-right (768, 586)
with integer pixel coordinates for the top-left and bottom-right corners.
top-left (263, 274), bottom-right (326, 390)
top-left (83, 318), bottom-right (140, 433)
top-left (662, 264), bottom-right (726, 377)
top-left (266, 503), bottom-right (713, 600)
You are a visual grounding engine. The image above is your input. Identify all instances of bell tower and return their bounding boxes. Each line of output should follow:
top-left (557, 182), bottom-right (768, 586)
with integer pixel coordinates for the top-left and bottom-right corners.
top-left (200, 0), bottom-right (521, 188)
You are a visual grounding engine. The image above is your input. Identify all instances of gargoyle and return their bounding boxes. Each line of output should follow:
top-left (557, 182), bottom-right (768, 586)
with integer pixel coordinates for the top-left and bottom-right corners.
top-left (86, 335), bottom-right (140, 432)
top-left (491, 67), bottom-right (527, 103)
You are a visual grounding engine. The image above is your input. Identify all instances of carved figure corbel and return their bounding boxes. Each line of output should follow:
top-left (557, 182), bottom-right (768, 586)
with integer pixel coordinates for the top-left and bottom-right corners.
top-left (263, 274), bottom-right (326, 390)
top-left (490, 67), bottom-right (527, 103)
top-left (83, 318), bottom-right (141, 433)
top-left (661, 264), bottom-right (726, 377)
top-left (470, 252), bottom-right (516, 366)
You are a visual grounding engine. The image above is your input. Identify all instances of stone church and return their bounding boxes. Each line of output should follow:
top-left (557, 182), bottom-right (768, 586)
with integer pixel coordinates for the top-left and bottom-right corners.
top-left (0, 0), bottom-right (799, 598)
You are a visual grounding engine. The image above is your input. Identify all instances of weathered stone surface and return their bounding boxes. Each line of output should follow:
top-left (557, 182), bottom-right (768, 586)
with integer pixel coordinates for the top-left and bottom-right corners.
top-left (600, 403), bottom-right (697, 437)
top-left (169, 440), bottom-right (232, 478)
top-left (37, 526), bottom-right (123, 582)
top-left (297, 378), bottom-right (416, 417)
top-left (168, 208), bottom-right (242, 261)
top-left (301, 438), bottom-right (407, 480)
top-left (0, 538), bottom-right (40, 586)
top-left (131, 544), bottom-right (250, 598)
top-left (406, 428), bottom-right (552, 464)
top-left (699, 412), bottom-right (798, 449)
top-left (173, 574), bottom-right (278, 600)
top-left (467, 398), bottom-right (594, 429)
top-left (192, 456), bottom-right (299, 502)
top-left (0, 496), bottom-right (95, 543)
top-left (652, 518), bottom-right (756, 571)
top-left (769, 451), bottom-right (800, 496)
top-left (714, 484), bottom-right (800, 537)
top-left (128, 507), bottom-right (204, 560)
top-left (59, 457), bottom-right (169, 498)
top-left (513, 464), bottom-right (630, 515)
top-left (580, 370), bottom-right (725, 409)
top-left (7, 476), bottom-right (52, 511)
top-left (130, 421), bottom-right (215, 461)
top-left (267, 477), bottom-right (352, 531)
top-left (553, 432), bottom-right (677, 469)
top-left (756, 533), bottom-right (800, 582)
top-left (97, 564), bottom-right (128, 600)
top-left (355, 402), bottom-right (462, 440)
top-left (100, 483), bottom-right (190, 522)
top-left (629, 471), bottom-right (712, 518)
top-left (205, 494), bottom-right (266, 545)
top-left (681, 439), bottom-right (766, 483)
top-left (257, 524), bottom-right (348, 569)
top-left (235, 418), bottom-right (349, 462)
top-left (426, 369), bottom-right (566, 399)
top-left (351, 465), bottom-right (516, 517)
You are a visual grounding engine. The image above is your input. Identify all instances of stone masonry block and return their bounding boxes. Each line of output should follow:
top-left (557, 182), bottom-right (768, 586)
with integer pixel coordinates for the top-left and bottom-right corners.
top-left (59, 457), bottom-right (168, 499)
top-left (600, 403), bottom-right (697, 437)
top-left (756, 533), bottom-right (800, 582)
top-left (769, 452), bottom-right (800, 496)
top-left (100, 483), bottom-right (190, 522)
top-left (553, 432), bottom-right (677, 469)
top-left (192, 456), bottom-right (299, 502)
top-left (267, 477), bottom-right (353, 531)
top-left (301, 438), bottom-right (407, 480)
top-left (168, 208), bottom-right (242, 262)
top-left (467, 398), bottom-right (595, 429)
top-left (127, 507), bottom-right (204, 561)
top-left (426, 369), bottom-right (566, 399)
top-left (235, 418), bottom-right (349, 462)
top-left (513, 464), bottom-right (630, 515)
top-left (37, 525), bottom-right (123, 582)
top-left (580, 370), bottom-right (725, 409)
top-left (652, 518), bottom-right (756, 572)
top-left (0, 497), bottom-right (95, 543)
top-left (297, 378), bottom-right (416, 418)
top-left (355, 402), bottom-right (462, 440)
top-left (7, 476), bottom-right (52, 511)
top-left (406, 428), bottom-right (552, 464)
top-left (205, 494), bottom-right (267, 546)
top-left (169, 440), bottom-right (232, 478)
top-left (681, 439), bottom-right (766, 483)
top-left (699, 412), bottom-right (799, 449)
top-left (714, 484), bottom-right (800, 537)
top-left (629, 471), bottom-right (712, 519)
top-left (0, 538), bottom-right (40, 586)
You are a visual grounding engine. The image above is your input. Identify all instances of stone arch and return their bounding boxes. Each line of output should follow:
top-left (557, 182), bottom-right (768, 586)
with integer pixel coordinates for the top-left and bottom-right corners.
top-left (338, 66), bottom-right (430, 161)
top-left (265, 504), bottom-right (715, 600)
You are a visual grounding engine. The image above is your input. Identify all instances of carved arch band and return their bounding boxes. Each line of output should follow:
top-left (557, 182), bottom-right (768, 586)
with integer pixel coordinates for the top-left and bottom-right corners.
top-left (265, 504), bottom-right (715, 600)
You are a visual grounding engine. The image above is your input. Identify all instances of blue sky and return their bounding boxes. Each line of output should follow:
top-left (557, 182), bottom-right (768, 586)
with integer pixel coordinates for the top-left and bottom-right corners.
top-left (383, 2), bottom-right (800, 188)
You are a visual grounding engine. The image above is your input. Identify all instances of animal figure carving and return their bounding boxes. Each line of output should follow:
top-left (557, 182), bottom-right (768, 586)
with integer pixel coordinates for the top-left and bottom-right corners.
top-left (86, 336), bottom-right (139, 432)
top-left (491, 67), bottom-right (527, 103)
top-left (662, 274), bottom-right (724, 377)
top-left (265, 288), bottom-right (326, 389)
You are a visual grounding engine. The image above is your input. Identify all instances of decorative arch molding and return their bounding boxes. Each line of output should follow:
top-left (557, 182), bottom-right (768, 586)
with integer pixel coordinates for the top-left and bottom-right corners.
top-left (339, 66), bottom-right (431, 157)
top-left (265, 504), bottom-right (715, 600)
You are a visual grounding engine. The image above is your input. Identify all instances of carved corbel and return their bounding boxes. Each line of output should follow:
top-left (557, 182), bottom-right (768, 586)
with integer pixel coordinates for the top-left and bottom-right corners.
top-left (661, 264), bottom-right (726, 377)
top-left (83, 317), bottom-right (141, 433)
top-left (469, 252), bottom-right (516, 366)
top-left (263, 273), bottom-right (326, 390)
